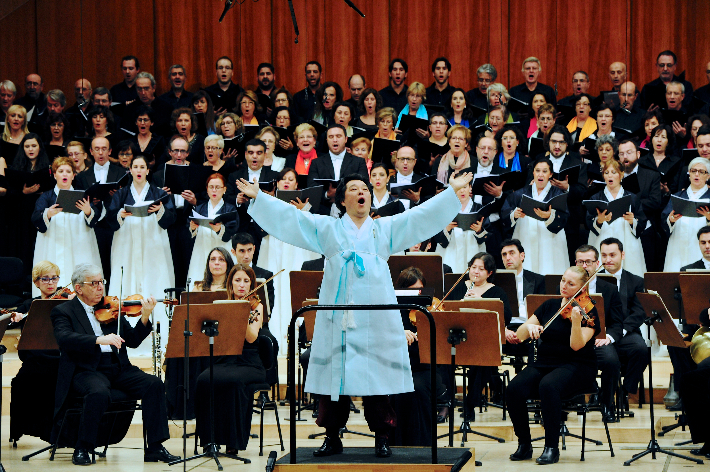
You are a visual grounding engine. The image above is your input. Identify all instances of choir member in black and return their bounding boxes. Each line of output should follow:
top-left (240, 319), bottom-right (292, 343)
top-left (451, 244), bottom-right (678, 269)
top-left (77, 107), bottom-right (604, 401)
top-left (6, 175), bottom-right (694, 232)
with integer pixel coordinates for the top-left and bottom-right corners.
top-left (379, 59), bottom-right (409, 114)
top-left (639, 124), bottom-right (680, 196)
top-left (307, 125), bottom-right (368, 215)
top-left (572, 245), bottom-right (625, 422)
top-left (50, 263), bottom-right (178, 465)
top-left (0, 103), bottom-right (28, 251)
top-left (0, 80), bottom-right (17, 124)
top-left (528, 125), bottom-right (588, 264)
top-left (466, 64), bottom-right (496, 111)
top-left (312, 82), bottom-right (343, 127)
top-left (116, 140), bottom-right (139, 169)
top-left (150, 136), bottom-right (196, 291)
top-left (507, 266), bottom-right (600, 464)
top-left (418, 113), bottom-right (449, 175)
top-left (204, 56), bottom-right (244, 116)
top-left (350, 137), bottom-right (373, 175)
top-left (270, 107), bottom-right (295, 155)
top-left (598, 238), bottom-right (649, 416)
top-left (157, 64), bottom-right (192, 111)
top-left (293, 61), bottom-right (322, 121)
top-left (203, 134), bottom-right (237, 181)
top-left (186, 173), bottom-right (238, 285)
top-left (110, 56), bottom-right (140, 105)
top-left (528, 104), bottom-right (556, 149)
top-left (680, 307), bottom-right (710, 458)
top-left (272, 87), bottom-right (300, 124)
top-left (431, 124), bottom-right (473, 183)
top-left (87, 106), bottom-right (118, 160)
top-left (500, 239), bottom-right (546, 359)
top-left (216, 112), bottom-right (244, 163)
top-left (192, 90), bottom-right (217, 136)
top-left (426, 57), bottom-right (454, 107)
top-left (131, 106), bottom-right (166, 169)
top-left (639, 50), bottom-right (694, 111)
top-left (509, 57), bottom-right (557, 114)
top-left (1, 133), bottom-right (50, 275)
top-left (9, 261), bottom-right (63, 443)
top-left (44, 113), bottom-right (70, 158)
top-left (74, 136), bottom-right (129, 282)
top-left (195, 264), bottom-right (266, 454)
top-left (390, 146), bottom-right (425, 209)
top-left (566, 94), bottom-right (597, 143)
top-left (285, 123), bottom-right (318, 176)
top-left (230, 232), bottom-right (275, 312)
top-left (354, 88), bottom-right (381, 131)
top-left (449, 252), bottom-right (513, 417)
top-left (170, 107), bottom-right (204, 166)
top-left (447, 88), bottom-right (473, 128)
top-left (390, 266), bottom-right (446, 446)
top-left (67, 141), bottom-right (90, 174)
top-left (494, 124), bottom-right (531, 173)
top-left (236, 90), bottom-right (265, 126)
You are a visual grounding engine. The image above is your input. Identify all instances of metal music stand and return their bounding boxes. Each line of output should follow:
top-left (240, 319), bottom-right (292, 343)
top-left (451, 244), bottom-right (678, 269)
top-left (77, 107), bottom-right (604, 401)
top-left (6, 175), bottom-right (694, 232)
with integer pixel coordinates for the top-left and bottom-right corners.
top-left (416, 306), bottom-right (505, 447)
top-left (624, 292), bottom-right (702, 466)
top-left (166, 302), bottom-right (251, 470)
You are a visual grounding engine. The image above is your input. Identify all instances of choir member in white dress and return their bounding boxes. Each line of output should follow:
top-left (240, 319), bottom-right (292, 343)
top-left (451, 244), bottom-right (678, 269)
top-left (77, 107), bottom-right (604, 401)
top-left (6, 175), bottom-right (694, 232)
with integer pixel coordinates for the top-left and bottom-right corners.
top-left (585, 159), bottom-right (647, 276)
top-left (256, 167), bottom-right (320, 346)
top-left (369, 163), bottom-right (396, 209)
top-left (186, 173), bottom-right (238, 285)
top-left (106, 155), bottom-right (176, 354)
top-left (662, 157), bottom-right (710, 271)
top-left (31, 157), bottom-right (102, 296)
top-left (502, 158), bottom-right (569, 275)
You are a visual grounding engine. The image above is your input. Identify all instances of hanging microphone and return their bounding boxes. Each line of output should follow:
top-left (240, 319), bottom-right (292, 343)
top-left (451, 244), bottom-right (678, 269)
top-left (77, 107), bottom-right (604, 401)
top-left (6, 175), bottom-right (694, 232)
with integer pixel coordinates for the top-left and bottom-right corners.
top-left (288, 0), bottom-right (299, 43)
top-left (343, 0), bottom-right (365, 17)
top-left (219, 0), bottom-right (235, 22)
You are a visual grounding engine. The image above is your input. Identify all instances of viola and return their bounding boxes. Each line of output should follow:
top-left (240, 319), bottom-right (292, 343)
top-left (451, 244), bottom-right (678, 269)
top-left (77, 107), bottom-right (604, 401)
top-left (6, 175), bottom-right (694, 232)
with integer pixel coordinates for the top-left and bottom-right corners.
top-left (557, 290), bottom-right (596, 327)
top-left (94, 295), bottom-right (178, 324)
top-left (245, 293), bottom-right (262, 324)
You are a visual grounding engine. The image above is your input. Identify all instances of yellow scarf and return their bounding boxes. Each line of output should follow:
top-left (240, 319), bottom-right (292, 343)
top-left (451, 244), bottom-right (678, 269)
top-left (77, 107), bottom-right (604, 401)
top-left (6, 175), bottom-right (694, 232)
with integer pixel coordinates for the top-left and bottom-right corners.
top-left (566, 117), bottom-right (597, 141)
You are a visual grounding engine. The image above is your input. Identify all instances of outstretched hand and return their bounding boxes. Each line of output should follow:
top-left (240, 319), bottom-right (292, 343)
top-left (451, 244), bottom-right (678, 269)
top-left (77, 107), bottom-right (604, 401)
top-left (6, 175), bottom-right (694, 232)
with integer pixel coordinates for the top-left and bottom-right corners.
top-left (449, 172), bottom-right (473, 192)
top-left (236, 178), bottom-right (259, 199)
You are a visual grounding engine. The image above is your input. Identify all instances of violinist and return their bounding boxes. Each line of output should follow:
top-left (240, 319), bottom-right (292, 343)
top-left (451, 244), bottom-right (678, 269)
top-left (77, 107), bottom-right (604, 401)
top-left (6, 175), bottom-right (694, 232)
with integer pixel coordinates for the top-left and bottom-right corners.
top-left (194, 264), bottom-right (266, 455)
top-left (507, 266), bottom-right (600, 465)
top-left (31, 156), bottom-right (102, 297)
top-left (50, 263), bottom-right (178, 465)
top-left (9, 260), bottom-right (73, 328)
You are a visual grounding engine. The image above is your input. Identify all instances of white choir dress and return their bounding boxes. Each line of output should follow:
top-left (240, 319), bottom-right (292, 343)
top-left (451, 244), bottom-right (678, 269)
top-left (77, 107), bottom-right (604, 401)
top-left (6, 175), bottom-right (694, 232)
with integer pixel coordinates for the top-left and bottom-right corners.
top-left (248, 187), bottom-right (460, 400)
top-left (434, 199), bottom-right (487, 273)
top-left (256, 203), bottom-right (321, 349)
top-left (106, 182), bottom-right (176, 355)
top-left (30, 186), bottom-right (103, 297)
top-left (585, 188), bottom-right (647, 276)
top-left (501, 183), bottom-right (569, 275)
top-left (662, 187), bottom-right (710, 272)
top-left (186, 199), bottom-right (239, 285)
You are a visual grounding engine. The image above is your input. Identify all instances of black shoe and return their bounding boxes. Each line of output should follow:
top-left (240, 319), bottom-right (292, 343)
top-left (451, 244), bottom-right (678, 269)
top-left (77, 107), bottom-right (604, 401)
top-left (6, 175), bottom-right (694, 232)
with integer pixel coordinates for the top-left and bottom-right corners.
top-left (601, 404), bottom-right (616, 423)
top-left (313, 436), bottom-right (343, 457)
top-left (144, 445), bottom-right (180, 463)
top-left (375, 436), bottom-right (392, 458)
top-left (690, 444), bottom-right (710, 457)
top-left (72, 448), bottom-right (92, 466)
top-left (509, 443), bottom-right (533, 461)
top-left (536, 446), bottom-right (560, 465)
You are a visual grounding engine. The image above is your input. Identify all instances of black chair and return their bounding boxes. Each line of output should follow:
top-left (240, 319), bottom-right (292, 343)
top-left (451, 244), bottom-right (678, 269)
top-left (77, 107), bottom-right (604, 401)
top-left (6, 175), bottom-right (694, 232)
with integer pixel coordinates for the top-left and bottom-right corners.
top-left (0, 257), bottom-right (27, 308)
top-left (529, 385), bottom-right (615, 461)
top-left (252, 333), bottom-right (285, 456)
top-left (22, 389), bottom-right (142, 462)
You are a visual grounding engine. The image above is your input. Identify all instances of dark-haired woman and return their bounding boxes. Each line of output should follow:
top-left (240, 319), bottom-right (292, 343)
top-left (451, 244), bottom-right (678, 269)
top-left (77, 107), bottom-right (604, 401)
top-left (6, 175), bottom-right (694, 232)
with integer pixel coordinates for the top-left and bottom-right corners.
top-left (131, 106), bottom-right (166, 169)
top-left (355, 88), bottom-right (381, 131)
top-left (193, 247), bottom-right (234, 291)
top-left (447, 88), bottom-right (473, 128)
top-left (171, 107), bottom-right (205, 165)
top-left (639, 124), bottom-right (680, 196)
top-left (44, 113), bottom-right (71, 158)
top-left (493, 124), bottom-right (531, 173)
top-left (192, 90), bottom-right (217, 136)
top-left (106, 155), bottom-right (175, 355)
top-left (195, 264), bottom-right (266, 454)
top-left (312, 82), bottom-right (343, 127)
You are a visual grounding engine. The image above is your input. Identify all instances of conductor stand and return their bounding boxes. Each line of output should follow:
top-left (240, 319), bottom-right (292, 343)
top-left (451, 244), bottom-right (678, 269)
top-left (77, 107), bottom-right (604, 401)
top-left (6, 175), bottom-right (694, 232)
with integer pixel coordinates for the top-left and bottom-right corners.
top-left (624, 292), bottom-right (702, 466)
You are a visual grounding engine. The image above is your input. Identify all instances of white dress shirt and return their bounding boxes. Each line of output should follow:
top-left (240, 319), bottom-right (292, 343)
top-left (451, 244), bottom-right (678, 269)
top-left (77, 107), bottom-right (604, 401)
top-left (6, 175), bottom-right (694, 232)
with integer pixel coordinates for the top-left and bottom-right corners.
top-left (329, 150), bottom-right (346, 181)
top-left (93, 161), bottom-right (110, 184)
top-left (396, 172), bottom-right (413, 210)
top-left (511, 269), bottom-right (527, 324)
top-left (247, 167), bottom-right (262, 184)
top-left (77, 296), bottom-right (112, 352)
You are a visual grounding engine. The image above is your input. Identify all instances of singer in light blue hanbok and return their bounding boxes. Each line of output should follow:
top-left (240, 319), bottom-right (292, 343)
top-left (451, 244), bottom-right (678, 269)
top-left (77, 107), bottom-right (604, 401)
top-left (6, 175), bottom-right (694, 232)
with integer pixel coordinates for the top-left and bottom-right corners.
top-left (238, 170), bottom-right (472, 457)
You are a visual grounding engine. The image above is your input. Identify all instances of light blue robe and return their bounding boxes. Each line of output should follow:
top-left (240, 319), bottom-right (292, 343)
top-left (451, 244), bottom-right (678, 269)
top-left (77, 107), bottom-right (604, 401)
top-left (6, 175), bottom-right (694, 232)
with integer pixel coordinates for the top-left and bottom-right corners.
top-left (248, 187), bottom-right (460, 400)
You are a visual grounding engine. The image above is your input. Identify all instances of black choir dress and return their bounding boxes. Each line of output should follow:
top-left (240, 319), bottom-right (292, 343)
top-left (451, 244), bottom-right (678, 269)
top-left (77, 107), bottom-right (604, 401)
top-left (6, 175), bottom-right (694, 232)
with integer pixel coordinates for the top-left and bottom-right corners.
top-left (195, 332), bottom-right (266, 450)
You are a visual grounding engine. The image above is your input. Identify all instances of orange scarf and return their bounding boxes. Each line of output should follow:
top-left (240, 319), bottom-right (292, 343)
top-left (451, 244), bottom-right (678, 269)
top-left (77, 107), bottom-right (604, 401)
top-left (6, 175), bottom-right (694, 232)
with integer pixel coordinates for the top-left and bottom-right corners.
top-left (566, 117), bottom-right (597, 141)
top-left (295, 149), bottom-right (317, 175)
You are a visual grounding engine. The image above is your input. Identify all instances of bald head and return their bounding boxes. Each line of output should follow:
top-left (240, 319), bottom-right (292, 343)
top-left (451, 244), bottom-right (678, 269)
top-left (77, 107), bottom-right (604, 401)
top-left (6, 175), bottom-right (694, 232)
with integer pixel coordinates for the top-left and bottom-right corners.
top-left (74, 78), bottom-right (92, 104)
top-left (25, 73), bottom-right (43, 99)
top-left (619, 82), bottom-right (637, 110)
top-left (395, 146), bottom-right (416, 176)
top-left (609, 62), bottom-right (627, 90)
top-left (348, 74), bottom-right (365, 102)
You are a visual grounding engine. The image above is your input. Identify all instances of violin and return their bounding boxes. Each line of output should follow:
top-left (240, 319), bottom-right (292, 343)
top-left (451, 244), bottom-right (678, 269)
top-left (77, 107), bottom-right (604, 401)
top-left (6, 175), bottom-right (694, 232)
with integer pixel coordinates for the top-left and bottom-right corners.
top-left (409, 296), bottom-right (445, 327)
top-left (542, 265), bottom-right (604, 331)
top-left (50, 286), bottom-right (74, 299)
top-left (94, 295), bottom-right (178, 324)
top-left (239, 268), bottom-right (284, 324)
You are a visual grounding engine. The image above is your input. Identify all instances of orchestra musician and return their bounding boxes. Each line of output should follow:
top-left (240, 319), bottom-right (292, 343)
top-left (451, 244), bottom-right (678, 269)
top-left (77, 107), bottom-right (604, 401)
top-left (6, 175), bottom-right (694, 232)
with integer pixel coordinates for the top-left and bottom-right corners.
top-left (507, 266), bottom-right (600, 465)
top-left (50, 263), bottom-right (178, 465)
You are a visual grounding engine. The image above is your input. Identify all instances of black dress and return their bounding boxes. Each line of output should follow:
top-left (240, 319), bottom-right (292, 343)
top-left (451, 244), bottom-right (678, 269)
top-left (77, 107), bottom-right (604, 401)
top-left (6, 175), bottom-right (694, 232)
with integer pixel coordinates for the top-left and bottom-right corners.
top-left (195, 332), bottom-right (266, 450)
top-left (506, 298), bottom-right (600, 448)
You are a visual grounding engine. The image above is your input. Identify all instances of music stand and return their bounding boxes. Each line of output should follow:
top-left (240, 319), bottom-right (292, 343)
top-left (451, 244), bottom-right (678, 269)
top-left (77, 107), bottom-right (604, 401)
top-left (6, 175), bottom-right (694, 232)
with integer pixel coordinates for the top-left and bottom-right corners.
top-left (389, 254), bottom-right (444, 298)
top-left (495, 270), bottom-right (519, 318)
top-left (180, 290), bottom-right (228, 304)
top-left (623, 292), bottom-right (702, 466)
top-left (644, 272), bottom-right (684, 322)
top-left (444, 273), bottom-right (462, 294)
top-left (678, 274), bottom-right (710, 325)
top-left (166, 302), bottom-right (252, 469)
top-left (416, 307), bottom-right (505, 447)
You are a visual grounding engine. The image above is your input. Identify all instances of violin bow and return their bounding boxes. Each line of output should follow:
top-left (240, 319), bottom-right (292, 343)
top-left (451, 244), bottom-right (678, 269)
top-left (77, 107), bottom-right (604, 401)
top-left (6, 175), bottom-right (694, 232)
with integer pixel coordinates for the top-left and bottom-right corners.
top-left (542, 264), bottom-right (605, 331)
top-left (49, 282), bottom-right (73, 299)
top-left (432, 260), bottom-right (477, 311)
top-left (241, 268), bottom-right (285, 301)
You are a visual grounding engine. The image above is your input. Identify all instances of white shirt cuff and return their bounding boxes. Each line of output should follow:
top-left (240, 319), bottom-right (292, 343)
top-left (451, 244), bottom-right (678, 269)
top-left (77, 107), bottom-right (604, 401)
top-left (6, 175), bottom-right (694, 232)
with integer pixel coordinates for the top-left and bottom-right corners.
top-left (544, 209), bottom-right (556, 227)
top-left (42, 208), bottom-right (50, 228)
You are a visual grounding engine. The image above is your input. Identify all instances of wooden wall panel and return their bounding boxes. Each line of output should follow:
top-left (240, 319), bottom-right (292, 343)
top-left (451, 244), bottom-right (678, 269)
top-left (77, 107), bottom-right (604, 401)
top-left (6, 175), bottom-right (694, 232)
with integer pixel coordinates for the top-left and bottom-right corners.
top-left (1, 0), bottom-right (709, 112)
top-left (0, 0), bottom-right (37, 94)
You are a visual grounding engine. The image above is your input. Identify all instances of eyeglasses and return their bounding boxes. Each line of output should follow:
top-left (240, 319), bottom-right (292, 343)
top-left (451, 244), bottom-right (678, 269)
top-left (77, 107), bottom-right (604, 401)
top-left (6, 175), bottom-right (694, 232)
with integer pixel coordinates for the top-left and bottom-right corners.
top-left (575, 259), bottom-right (597, 266)
top-left (549, 139), bottom-right (566, 145)
top-left (397, 157), bottom-right (415, 163)
top-left (38, 276), bottom-right (60, 283)
top-left (136, 118), bottom-right (151, 123)
top-left (450, 136), bottom-right (466, 142)
top-left (205, 146), bottom-right (222, 151)
top-left (690, 169), bottom-right (709, 175)
top-left (171, 149), bottom-right (189, 154)
top-left (81, 279), bottom-right (107, 288)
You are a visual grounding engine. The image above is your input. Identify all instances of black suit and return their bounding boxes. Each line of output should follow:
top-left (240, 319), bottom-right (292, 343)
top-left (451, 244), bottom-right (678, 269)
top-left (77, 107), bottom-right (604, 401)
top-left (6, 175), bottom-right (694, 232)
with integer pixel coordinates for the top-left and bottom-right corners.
top-left (503, 269), bottom-right (545, 358)
top-left (301, 256), bottom-right (325, 271)
top-left (307, 152), bottom-right (368, 214)
top-left (626, 166), bottom-right (664, 271)
top-left (50, 297), bottom-right (169, 449)
top-left (75, 163), bottom-right (130, 281)
top-left (522, 269), bottom-right (546, 300)
top-left (681, 259), bottom-right (707, 271)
